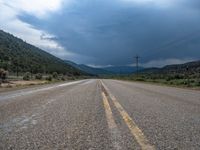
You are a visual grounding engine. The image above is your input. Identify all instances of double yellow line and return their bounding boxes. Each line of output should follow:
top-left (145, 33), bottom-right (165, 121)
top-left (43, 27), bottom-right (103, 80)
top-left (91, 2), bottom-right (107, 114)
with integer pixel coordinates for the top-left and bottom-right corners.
top-left (100, 80), bottom-right (155, 150)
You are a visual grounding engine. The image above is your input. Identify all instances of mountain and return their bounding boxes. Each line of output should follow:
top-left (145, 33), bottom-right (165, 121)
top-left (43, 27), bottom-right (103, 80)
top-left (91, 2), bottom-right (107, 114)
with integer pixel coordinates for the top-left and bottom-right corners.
top-left (66, 59), bottom-right (200, 76)
top-left (0, 30), bottom-right (85, 76)
top-left (65, 60), bottom-right (112, 75)
top-left (161, 60), bottom-right (200, 74)
top-left (141, 60), bottom-right (200, 75)
top-left (102, 66), bottom-right (143, 74)
top-left (138, 67), bottom-right (159, 73)
top-left (65, 60), bottom-right (145, 75)
top-left (78, 64), bottom-right (112, 75)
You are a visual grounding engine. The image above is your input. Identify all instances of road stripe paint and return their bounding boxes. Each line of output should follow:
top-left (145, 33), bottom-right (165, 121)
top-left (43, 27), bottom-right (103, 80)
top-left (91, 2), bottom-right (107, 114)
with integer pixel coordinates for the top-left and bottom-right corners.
top-left (102, 91), bottom-right (123, 150)
top-left (0, 80), bottom-right (86, 101)
top-left (81, 79), bottom-right (95, 85)
top-left (102, 92), bottom-right (117, 129)
top-left (101, 81), bottom-right (155, 150)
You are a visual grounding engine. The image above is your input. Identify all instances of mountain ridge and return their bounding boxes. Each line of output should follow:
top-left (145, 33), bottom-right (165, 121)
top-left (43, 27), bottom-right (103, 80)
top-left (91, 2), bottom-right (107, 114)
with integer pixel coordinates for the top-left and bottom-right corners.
top-left (140, 60), bottom-right (200, 75)
top-left (0, 30), bottom-right (85, 76)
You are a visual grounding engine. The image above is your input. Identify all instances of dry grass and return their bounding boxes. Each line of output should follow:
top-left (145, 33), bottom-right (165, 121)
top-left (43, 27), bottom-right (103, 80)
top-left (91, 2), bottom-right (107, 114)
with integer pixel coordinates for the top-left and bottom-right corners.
top-left (0, 80), bottom-right (48, 92)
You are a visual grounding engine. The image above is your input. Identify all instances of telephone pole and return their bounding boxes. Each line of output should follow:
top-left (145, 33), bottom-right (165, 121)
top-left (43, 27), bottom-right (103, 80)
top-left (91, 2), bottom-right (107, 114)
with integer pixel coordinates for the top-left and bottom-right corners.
top-left (134, 55), bottom-right (140, 76)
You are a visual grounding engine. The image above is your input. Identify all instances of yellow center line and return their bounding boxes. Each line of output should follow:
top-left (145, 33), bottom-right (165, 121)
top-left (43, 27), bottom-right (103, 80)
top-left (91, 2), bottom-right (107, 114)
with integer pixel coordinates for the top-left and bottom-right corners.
top-left (101, 90), bottom-right (123, 150)
top-left (101, 80), bottom-right (155, 150)
top-left (102, 92), bottom-right (117, 129)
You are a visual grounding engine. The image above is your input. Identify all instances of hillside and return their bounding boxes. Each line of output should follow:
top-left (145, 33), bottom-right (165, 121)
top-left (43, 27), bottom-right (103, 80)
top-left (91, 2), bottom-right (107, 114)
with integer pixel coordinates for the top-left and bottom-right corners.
top-left (114, 60), bottom-right (200, 87)
top-left (161, 60), bottom-right (200, 74)
top-left (141, 60), bottom-right (200, 75)
top-left (0, 30), bottom-right (84, 76)
top-left (65, 60), bottom-right (112, 75)
top-left (102, 66), bottom-right (143, 75)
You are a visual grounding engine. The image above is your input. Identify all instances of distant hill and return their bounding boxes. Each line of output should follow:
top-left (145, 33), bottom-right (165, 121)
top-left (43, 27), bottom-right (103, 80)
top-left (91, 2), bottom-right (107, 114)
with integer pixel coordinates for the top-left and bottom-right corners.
top-left (114, 61), bottom-right (200, 87)
top-left (0, 30), bottom-right (85, 76)
top-left (65, 60), bottom-right (143, 75)
top-left (65, 60), bottom-right (112, 75)
top-left (138, 67), bottom-right (159, 73)
top-left (141, 60), bottom-right (200, 75)
top-left (102, 66), bottom-right (143, 75)
top-left (161, 60), bottom-right (200, 74)
top-left (65, 60), bottom-right (144, 75)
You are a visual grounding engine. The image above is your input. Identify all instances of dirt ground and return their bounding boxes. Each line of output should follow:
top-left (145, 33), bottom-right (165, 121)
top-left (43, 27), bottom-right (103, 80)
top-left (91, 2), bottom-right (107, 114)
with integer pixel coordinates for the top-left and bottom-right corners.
top-left (0, 80), bottom-right (48, 92)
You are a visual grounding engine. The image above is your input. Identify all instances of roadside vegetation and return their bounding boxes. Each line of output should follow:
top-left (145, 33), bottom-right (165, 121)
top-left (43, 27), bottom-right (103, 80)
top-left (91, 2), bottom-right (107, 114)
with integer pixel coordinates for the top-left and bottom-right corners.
top-left (0, 30), bottom-right (90, 90)
top-left (0, 68), bottom-right (89, 89)
top-left (108, 60), bottom-right (200, 89)
top-left (111, 72), bottom-right (200, 88)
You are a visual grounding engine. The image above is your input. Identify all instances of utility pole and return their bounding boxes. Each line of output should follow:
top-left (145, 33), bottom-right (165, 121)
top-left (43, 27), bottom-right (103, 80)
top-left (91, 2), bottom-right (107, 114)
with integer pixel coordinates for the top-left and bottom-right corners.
top-left (134, 55), bottom-right (140, 76)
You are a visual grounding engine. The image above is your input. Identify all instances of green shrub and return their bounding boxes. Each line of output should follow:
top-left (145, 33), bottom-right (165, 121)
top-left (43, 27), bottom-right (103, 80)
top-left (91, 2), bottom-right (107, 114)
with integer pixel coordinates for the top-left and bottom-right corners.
top-left (46, 75), bottom-right (52, 81)
top-left (0, 68), bottom-right (9, 83)
top-left (35, 73), bottom-right (43, 80)
top-left (61, 76), bottom-right (66, 81)
top-left (197, 81), bottom-right (200, 86)
top-left (52, 72), bottom-right (58, 79)
top-left (166, 77), bottom-right (171, 81)
top-left (135, 78), bottom-right (145, 81)
top-left (195, 80), bottom-right (200, 86)
top-left (23, 72), bottom-right (31, 80)
top-left (174, 74), bottom-right (183, 79)
top-left (190, 79), bottom-right (195, 83)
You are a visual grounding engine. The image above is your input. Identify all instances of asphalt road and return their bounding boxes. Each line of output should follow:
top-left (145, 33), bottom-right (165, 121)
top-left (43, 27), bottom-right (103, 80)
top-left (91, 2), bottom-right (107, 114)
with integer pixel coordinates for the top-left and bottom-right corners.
top-left (0, 79), bottom-right (200, 150)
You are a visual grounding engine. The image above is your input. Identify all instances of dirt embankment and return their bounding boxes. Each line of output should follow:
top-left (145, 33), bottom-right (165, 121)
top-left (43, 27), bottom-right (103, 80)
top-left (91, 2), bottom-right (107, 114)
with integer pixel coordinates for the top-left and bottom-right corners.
top-left (0, 80), bottom-right (48, 92)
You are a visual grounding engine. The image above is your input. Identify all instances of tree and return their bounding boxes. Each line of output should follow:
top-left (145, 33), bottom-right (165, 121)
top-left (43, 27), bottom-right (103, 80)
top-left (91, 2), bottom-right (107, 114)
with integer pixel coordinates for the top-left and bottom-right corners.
top-left (35, 73), bottom-right (43, 80)
top-left (52, 72), bottom-right (58, 79)
top-left (0, 68), bottom-right (8, 84)
top-left (23, 72), bottom-right (31, 80)
top-left (46, 75), bottom-right (52, 81)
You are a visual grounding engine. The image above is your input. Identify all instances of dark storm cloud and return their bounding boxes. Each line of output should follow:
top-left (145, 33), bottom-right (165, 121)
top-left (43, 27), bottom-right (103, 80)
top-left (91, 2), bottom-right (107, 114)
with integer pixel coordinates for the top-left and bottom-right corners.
top-left (18, 0), bottom-right (200, 66)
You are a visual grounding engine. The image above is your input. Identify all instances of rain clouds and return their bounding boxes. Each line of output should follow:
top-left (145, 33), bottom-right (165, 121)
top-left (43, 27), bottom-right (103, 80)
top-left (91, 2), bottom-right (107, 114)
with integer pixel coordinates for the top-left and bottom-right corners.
top-left (2, 0), bottom-right (200, 66)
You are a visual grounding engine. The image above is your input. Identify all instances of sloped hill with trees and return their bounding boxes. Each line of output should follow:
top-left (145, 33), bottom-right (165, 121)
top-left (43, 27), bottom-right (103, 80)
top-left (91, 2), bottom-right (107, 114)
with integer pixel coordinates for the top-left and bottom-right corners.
top-left (161, 60), bottom-right (200, 75)
top-left (141, 60), bottom-right (200, 77)
top-left (0, 30), bottom-right (84, 76)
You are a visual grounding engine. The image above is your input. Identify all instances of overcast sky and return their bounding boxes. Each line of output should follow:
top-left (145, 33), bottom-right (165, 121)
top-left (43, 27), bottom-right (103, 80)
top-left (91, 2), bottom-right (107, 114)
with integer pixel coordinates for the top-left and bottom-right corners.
top-left (0, 0), bottom-right (200, 67)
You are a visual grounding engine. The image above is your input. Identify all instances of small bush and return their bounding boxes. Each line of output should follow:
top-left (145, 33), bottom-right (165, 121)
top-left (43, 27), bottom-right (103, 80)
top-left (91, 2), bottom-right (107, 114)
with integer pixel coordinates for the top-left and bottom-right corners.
top-left (46, 75), bottom-right (52, 81)
top-left (0, 68), bottom-right (9, 84)
top-left (52, 72), bottom-right (58, 79)
top-left (196, 81), bottom-right (200, 86)
top-left (61, 76), bottom-right (66, 81)
top-left (35, 73), bottom-right (43, 80)
top-left (3, 72), bottom-right (8, 81)
top-left (135, 78), bottom-right (145, 81)
top-left (166, 77), bottom-right (171, 81)
top-left (23, 72), bottom-right (31, 80)
top-left (174, 74), bottom-right (183, 79)
top-left (183, 80), bottom-right (188, 85)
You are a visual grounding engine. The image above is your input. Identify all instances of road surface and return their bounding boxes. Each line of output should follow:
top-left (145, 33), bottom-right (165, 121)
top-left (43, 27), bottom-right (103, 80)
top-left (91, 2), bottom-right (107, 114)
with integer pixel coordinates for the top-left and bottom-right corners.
top-left (0, 79), bottom-right (200, 150)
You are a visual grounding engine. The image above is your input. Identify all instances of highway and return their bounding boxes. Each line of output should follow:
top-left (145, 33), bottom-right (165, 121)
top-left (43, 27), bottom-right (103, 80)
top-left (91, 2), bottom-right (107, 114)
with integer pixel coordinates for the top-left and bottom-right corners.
top-left (0, 79), bottom-right (200, 150)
